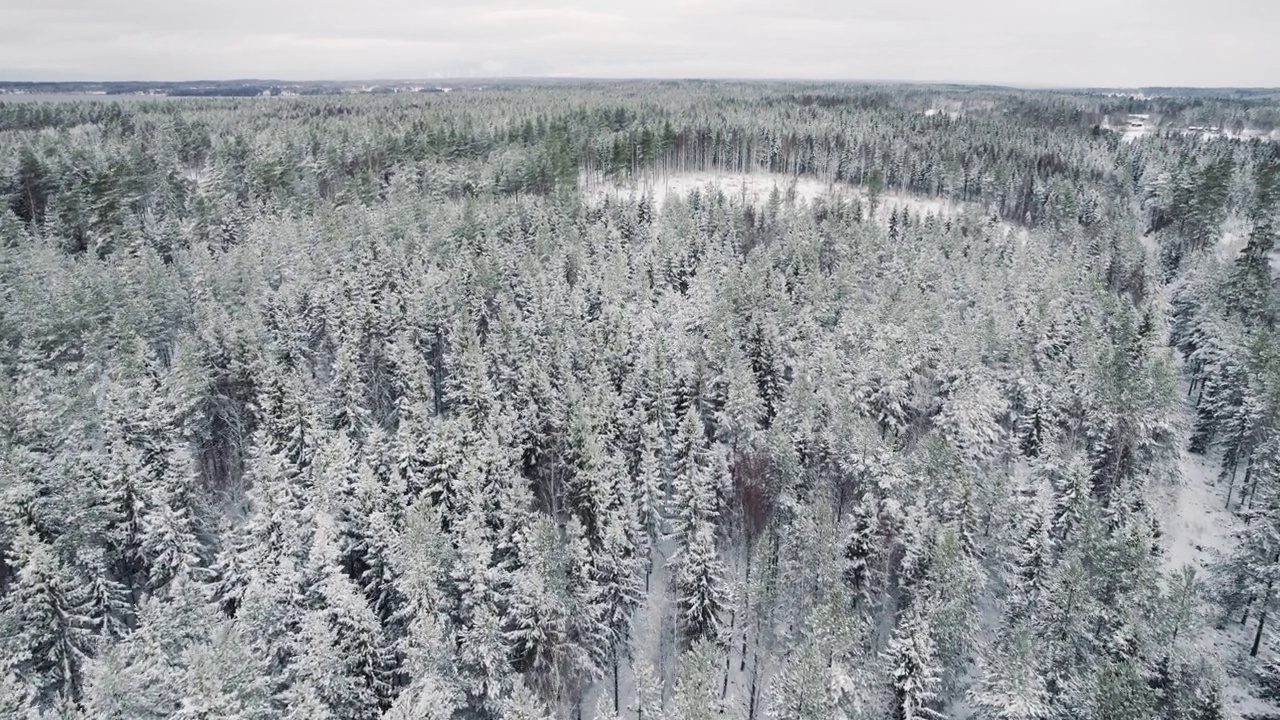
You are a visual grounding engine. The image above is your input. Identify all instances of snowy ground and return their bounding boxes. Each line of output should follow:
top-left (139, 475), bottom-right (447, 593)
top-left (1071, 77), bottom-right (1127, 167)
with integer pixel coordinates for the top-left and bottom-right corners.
top-left (579, 538), bottom-right (768, 720)
top-left (1104, 113), bottom-right (1278, 145)
top-left (579, 170), bottom-right (836, 210)
top-left (1107, 113), bottom-right (1152, 144)
top-left (1158, 388), bottom-right (1280, 718)
top-left (577, 538), bottom-right (674, 719)
top-left (1186, 127), bottom-right (1280, 143)
top-left (580, 170), bottom-right (1027, 246)
top-left (923, 107), bottom-right (962, 120)
top-left (1215, 214), bottom-right (1280, 277)
top-left (1218, 215), bottom-right (1251, 259)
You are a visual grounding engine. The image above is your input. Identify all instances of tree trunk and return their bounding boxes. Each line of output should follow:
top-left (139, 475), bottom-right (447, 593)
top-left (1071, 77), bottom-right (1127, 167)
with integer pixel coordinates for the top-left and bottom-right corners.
top-left (645, 545), bottom-right (652, 594)
top-left (722, 604), bottom-right (736, 701)
top-left (722, 648), bottom-right (731, 701)
top-left (1253, 607), bottom-right (1269, 657)
top-left (1247, 467), bottom-right (1262, 510)
top-left (1248, 553), bottom-right (1280, 647)
top-left (613, 644), bottom-right (621, 714)
top-left (1237, 460), bottom-right (1254, 515)
top-left (740, 553), bottom-right (752, 674)
top-left (1228, 458), bottom-right (1250, 511)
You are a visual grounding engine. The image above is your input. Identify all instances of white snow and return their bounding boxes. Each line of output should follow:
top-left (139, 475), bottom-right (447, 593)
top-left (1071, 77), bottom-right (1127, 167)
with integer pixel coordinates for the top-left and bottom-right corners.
top-left (578, 535), bottom-right (680, 719)
top-left (1217, 215), bottom-right (1251, 260)
top-left (922, 108), bottom-right (961, 119)
top-left (579, 537), bottom-right (772, 720)
top-left (1105, 113), bottom-right (1279, 145)
top-left (579, 170), bottom-right (836, 210)
top-left (1104, 113), bottom-right (1154, 143)
top-left (1215, 215), bottom-right (1280, 277)
top-left (580, 171), bottom-right (1026, 245)
top-left (1157, 383), bottom-right (1280, 718)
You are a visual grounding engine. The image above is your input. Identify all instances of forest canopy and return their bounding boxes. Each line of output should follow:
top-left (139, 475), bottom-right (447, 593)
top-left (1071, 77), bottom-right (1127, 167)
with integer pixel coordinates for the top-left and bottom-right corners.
top-left (0, 82), bottom-right (1278, 720)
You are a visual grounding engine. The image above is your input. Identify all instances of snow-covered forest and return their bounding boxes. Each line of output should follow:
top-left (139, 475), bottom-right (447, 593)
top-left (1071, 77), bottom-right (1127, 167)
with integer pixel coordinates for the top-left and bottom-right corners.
top-left (1, 82), bottom-right (1279, 719)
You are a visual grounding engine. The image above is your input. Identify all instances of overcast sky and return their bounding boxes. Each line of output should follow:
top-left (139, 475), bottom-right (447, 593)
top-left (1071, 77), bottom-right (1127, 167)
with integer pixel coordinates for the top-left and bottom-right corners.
top-left (2, 0), bottom-right (1278, 87)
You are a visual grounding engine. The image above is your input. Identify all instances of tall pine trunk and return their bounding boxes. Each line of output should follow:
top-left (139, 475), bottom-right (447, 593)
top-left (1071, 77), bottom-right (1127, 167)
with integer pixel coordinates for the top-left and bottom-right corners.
top-left (1254, 603), bottom-right (1271, 657)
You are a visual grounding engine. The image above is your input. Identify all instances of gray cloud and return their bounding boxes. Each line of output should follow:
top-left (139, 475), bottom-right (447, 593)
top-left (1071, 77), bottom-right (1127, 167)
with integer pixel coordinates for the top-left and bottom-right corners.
top-left (1, 0), bottom-right (1277, 86)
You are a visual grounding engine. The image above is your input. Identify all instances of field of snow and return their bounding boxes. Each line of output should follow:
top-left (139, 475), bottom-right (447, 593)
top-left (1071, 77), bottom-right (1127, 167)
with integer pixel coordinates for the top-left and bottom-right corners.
top-left (1105, 113), bottom-right (1278, 145)
top-left (1218, 215), bottom-right (1251, 259)
top-left (579, 170), bottom-right (836, 210)
top-left (923, 108), bottom-right (962, 120)
top-left (580, 170), bottom-right (1026, 245)
top-left (1104, 113), bottom-right (1152, 144)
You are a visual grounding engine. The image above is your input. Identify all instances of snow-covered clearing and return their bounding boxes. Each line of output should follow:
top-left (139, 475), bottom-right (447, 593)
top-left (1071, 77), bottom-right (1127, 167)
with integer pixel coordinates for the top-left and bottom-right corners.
top-left (1107, 113), bottom-right (1152, 144)
top-left (580, 170), bottom-right (1027, 244)
top-left (1218, 215), bottom-right (1252, 260)
top-left (580, 170), bottom-right (836, 210)
top-left (1186, 127), bottom-right (1280, 143)
top-left (923, 107), bottom-right (962, 120)
top-left (1215, 215), bottom-right (1280, 276)
top-left (1105, 113), bottom-right (1278, 145)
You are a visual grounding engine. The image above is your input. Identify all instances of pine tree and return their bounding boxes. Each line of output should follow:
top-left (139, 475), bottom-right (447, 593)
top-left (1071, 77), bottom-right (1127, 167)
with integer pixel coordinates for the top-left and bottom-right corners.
top-left (1227, 148), bottom-right (1279, 325)
top-left (885, 608), bottom-right (945, 720)
top-left (0, 533), bottom-right (96, 707)
top-left (385, 502), bottom-right (463, 720)
top-left (675, 522), bottom-right (726, 646)
top-left (328, 338), bottom-right (371, 438)
top-left (936, 371), bottom-right (1008, 469)
top-left (96, 435), bottom-right (150, 603)
top-left (673, 639), bottom-right (724, 720)
top-left (175, 620), bottom-right (273, 720)
top-left (634, 420), bottom-right (666, 585)
top-left (451, 486), bottom-right (516, 715)
top-left (593, 500), bottom-right (645, 713)
top-left (717, 352), bottom-right (765, 452)
top-left (670, 405), bottom-right (721, 545)
top-left (842, 494), bottom-right (878, 604)
top-left (1007, 506), bottom-right (1051, 622)
top-left (284, 512), bottom-right (397, 719)
top-left (969, 622), bottom-right (1048, 720)
top-left (922, 523), bottom-right (981, 683)
top-left (80, 575), bottom-right (211, 719)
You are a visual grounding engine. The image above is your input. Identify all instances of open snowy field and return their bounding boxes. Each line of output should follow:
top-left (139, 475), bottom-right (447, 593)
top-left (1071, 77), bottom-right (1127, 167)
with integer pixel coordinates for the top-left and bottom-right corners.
top-left (581, 170), bottom-right (1021, 233)
top-left (579, 170), bottom-right (837, 209)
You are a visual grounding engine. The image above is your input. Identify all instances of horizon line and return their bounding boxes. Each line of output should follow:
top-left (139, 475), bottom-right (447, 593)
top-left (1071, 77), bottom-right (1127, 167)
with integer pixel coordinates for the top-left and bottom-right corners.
top-left (3, 77), bottom-right (1280, 93)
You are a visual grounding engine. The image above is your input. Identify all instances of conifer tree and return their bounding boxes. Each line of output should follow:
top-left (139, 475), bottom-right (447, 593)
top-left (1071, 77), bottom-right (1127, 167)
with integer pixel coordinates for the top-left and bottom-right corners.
top-left (0, 533), bottom-right (97, 707)
top-left (885, 608), bottom-right (945, 720)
